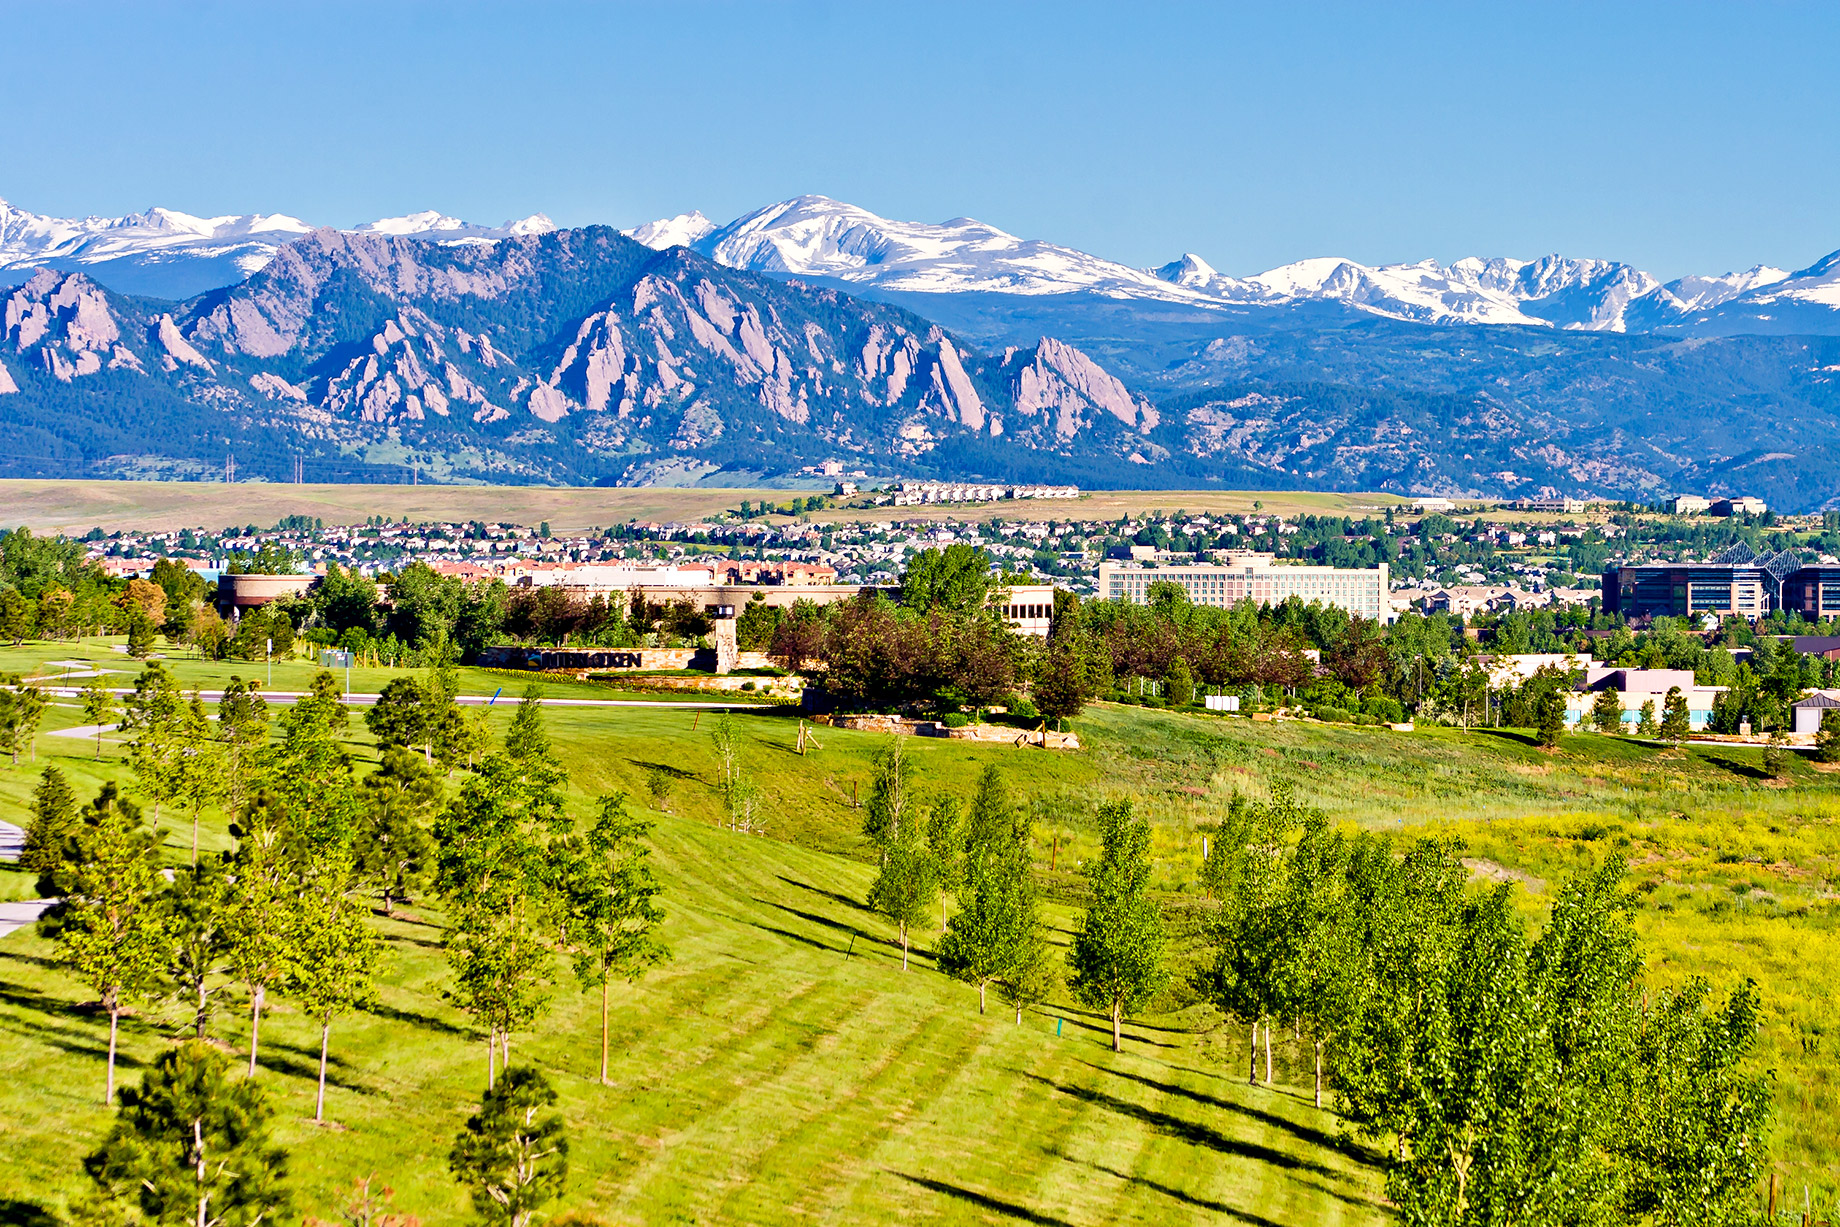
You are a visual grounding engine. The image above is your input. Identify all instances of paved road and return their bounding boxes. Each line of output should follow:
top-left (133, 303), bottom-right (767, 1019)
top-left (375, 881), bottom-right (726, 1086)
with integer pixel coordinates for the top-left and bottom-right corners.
top-left (36, 687), bottom-right (774, 711)
top-left (0, 899), bottom-right (56, 941)
top-left (0, 820), bottom-right (22, 862)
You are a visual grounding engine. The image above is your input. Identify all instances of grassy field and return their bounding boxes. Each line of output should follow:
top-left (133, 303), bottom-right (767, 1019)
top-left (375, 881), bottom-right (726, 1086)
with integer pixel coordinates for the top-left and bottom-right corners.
top-left (0, 479), bottom-right (1410, 535)
top-left (1, 637), bottom-right (1838, 1221)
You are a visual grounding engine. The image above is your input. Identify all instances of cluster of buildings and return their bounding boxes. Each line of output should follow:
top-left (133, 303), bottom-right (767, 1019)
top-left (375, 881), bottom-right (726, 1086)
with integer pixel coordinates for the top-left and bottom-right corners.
top-left (1669, 494), bottom-right (1769, 516)
top-left (1603, 542), bottom-right (1840, 622)
top-left (1097, 555), bottom-right (1392, 623)
top-left (890, 481), bottom-right (1079, 506)
top-left (1484, 653), bottom-right (1722, 732)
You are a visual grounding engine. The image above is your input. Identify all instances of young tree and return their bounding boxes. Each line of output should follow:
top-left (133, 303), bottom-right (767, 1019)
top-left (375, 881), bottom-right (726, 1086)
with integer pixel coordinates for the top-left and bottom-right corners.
top-left (1615, 979), bottom-right (1773, 1227)
top-left (1590, 686), bottom-right (1623, 735)
top-left (0, 585), bottom-right (29, 644)
top-left (1164, 656), bottom-right (1195, 707)
top-left (287, 876), bottom-right (380, 1123)
top-left (366, 677), bottom-right (432, 757)
top-left (860, 736), bottom-right (913, 855)
top-left (1660, 685), bottom-right (1692, 744)
top-left (80, 674), bottom-right (118, 760)
top-left (177, 692), bottom-right (227, 865)
top-left (356, 748), bottom-right (441, 916)
top-left (126, 665), bottom-right (187, 826)
top-left (224, 802), bottom-right (297, 1079)
top-left (126, 608), bottom-right (158, 659)
top-left (1636, 698), bottom-right (1660, 738)
top-left (19, 764), bottom-right (78, 876)
top-left (43, 783), bottom-right (166, 1104)
top-left (937, 769), bottom-right (1035, 1011)
top-left (867, 790), bottom-right (936, 971)
top-left (561, 794), bottom-right (669, 1085)
top-left (82, 1040), bottom-right (292, 1227)
top-left (449, 1067), bottom-right (569, 1227)
top-left (217, 676), bottom-right (271, 816)
top-left (925, 795), bottom-right (965, 930)
top-left (1534, 687), bottom-right (1566, 749)
top-left (995, 926), bottom-right (1058, 1025)
top-left (1762, 732), bottom-right (1791, 780)
top-left (159, 860), bottom-right (236, 1041)
top-left (1068, 799), bottom-right (1167, 1051)
top-left (1818, 709), bottom-right (1840, 763)
top-left (708, 710), bottom-right (743, 818)
top-left (0, 683), bottom-right (46, 764)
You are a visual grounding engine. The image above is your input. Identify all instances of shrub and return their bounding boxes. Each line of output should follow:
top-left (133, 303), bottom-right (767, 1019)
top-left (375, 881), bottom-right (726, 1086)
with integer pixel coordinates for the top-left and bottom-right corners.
top-left (1139, 695), bottom-right (1165, 709)
top-left (1312, 705), bottom-right (1353, 723)
top-left (1363, 695), bottom-right (1404, 724)
top-left (1011, 697), bottom-right (1039, 720)
top-left (940, 713), bottom-right (969, 728)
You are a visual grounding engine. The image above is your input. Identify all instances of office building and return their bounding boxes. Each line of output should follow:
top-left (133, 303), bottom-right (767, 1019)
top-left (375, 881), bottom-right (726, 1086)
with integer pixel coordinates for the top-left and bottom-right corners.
top-left (1603, 543), bottom-right (1800, 620)
top-left (1097, 555), bottom-right (1391, 622)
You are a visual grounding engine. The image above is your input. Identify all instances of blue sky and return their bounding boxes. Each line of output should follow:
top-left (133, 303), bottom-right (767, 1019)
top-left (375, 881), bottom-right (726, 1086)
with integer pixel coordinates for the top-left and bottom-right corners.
top-left (3, 0), bottom-right (1836, 279)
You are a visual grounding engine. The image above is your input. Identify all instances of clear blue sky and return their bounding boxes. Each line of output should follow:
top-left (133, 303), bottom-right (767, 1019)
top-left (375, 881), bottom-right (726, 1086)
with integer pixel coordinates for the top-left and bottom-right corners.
top-left (3, 0), bottom-right (1836, 280)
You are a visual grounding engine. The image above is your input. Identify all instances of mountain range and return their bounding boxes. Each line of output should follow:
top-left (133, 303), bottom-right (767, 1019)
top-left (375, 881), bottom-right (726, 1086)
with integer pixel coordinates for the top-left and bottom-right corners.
top-left (5, 191), bottom-right (1840, 507)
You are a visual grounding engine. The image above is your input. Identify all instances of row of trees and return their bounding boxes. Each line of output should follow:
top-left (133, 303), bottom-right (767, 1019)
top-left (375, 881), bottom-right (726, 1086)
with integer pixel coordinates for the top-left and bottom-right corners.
top-left (857, 742), bottom-right (1166, 1049)
top-left (1199, 787), bottom-right (1772, 1225)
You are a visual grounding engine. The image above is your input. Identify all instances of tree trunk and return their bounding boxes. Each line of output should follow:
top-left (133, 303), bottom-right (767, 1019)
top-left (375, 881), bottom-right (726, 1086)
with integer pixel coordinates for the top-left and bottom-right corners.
top-left (978, 981), bottom-right (986, 1014)
top-left (600, 977), bottom-right (610, 1087)
top-left (315, 1019), bottom-right (330, 1122)
top-left (1314, 1040), bottom-right (1323, 1109)
top-left (247, 985), bottom-right (264, 1077)
top-left (1110, 1001), bottom-right (1122, 1052)
top-left (1249, 1020), bottom-right (1258, 1085)
top-left (195, 1118), bottom-right (209, 1227)
top-left (1016, 1003), bottom-right (1023, 1025)
top-left (900, 927), bottom-right (909, 971)
top-left (106, 1002), bottom-right (120, 1105)
top-left (1264, 1016), bottom-right (1273, 1085)
top-left (191, 809), bottom-right (200, 867)
top-left (195, 981), bottom-right (209, 1039)
top-left (94, 728), bottom-right (103, 759)
top-left (488, 1027), bottom-right (497, 1090)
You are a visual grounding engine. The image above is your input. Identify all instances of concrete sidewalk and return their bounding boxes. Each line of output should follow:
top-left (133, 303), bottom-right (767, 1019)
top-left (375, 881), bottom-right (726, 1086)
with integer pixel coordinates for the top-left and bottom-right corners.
top-left (0, 899), bottom-right (56, 940)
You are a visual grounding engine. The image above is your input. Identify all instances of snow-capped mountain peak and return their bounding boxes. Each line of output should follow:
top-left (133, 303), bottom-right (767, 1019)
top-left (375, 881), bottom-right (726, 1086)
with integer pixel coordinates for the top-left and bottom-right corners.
top-left (625, 210), bottom-right (715, 250)
top-left (1151, 253), bottom-right (1219, 286)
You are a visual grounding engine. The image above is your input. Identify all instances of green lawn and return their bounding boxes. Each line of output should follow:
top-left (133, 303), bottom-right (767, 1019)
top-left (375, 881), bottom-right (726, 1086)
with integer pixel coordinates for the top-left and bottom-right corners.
top-left (1, 637), bottom-right (1838, 1220)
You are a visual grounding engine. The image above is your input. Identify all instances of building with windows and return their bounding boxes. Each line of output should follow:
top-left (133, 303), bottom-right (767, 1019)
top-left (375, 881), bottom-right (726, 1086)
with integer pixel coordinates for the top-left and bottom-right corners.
top-left (1670, 494), bottom-right (1711, 514)
top-left (1712, 496), bottom-right (1768, 517)
top-left (1097, 555), bottom-right (1390, 621)
top-left (1603, 543), bottom-right (1801, 620)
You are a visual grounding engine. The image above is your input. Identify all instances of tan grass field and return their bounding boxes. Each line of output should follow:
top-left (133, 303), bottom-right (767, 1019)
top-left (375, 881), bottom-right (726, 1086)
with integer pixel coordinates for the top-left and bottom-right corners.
top-left (0, 479), bottom-right (1413, 534)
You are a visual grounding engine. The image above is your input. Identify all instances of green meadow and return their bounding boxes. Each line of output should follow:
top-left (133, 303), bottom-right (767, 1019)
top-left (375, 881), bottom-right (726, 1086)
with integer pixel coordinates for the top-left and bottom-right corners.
top-left (0, 636), bottom-right (1836, 1222)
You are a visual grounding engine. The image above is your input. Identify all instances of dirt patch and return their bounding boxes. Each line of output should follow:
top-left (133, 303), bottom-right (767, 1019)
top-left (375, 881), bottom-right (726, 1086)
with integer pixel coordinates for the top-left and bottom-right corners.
top-left (1462, 857), bottom-right (1547, 894)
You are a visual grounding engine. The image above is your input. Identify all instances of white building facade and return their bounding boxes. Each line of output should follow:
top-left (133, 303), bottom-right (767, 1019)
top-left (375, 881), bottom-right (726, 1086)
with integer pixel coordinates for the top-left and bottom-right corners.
top-left (1097, 556), bottom-right (1391, 622)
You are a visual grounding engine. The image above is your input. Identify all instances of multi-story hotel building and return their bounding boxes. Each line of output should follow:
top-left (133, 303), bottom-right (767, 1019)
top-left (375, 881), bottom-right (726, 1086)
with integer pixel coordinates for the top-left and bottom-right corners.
top-left (1097, 554), bottom-right (1391, 622)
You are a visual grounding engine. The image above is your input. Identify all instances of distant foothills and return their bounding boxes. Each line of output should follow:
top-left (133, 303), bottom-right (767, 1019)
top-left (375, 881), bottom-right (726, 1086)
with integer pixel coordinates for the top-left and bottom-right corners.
top-left (4, 193), bottom-right (1840, 509)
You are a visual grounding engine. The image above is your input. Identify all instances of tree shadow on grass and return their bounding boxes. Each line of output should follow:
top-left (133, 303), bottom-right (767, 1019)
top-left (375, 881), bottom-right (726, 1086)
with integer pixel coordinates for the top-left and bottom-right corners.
top-left (776, 875), bottom-right (878, 915)
top-left (758, 900), bottom-right (874, 944)
top-left (0, 1198), bottom-right (61, 1227)
top-left (1061, 1156), bottom-right (1285, 1226)
top-left (1077, 1060), bottom-right (1382, 1166)
top-left (1474, 729), bottom-right (1542, 751)
top-left (888, 1173), bottom-right (1077, 1227)
top-left (1025, 1075), bottom-right (1341, 1179)
top-left (364, 1001), bottom-right (470, 1038)
top-left (0, 949), bottom-right (63, 972)
top-left (626, 758), bottom-right (700, 781)
top-left (1697, 752), bottom-right (1771, 782)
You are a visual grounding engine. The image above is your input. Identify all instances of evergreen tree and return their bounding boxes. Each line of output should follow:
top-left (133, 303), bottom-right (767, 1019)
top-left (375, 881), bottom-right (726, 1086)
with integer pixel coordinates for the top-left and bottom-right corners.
top-left (19, 763), bottom-right (77, 876)
top-left (83, 1040), bottom-right (291, 1227)
top-left (1818, 709), bottom-right (1840, 763)
top-left (1164, 656), bottom-right (1195, 707)
top-left (1068, 799), bottom-right (1166, 1051)
top-left (126, 608), bottom-right (158, 659)
top-left (43, 783), bottom-right (166, 1104)
top-left (366, 677), bottom-right (432, 755)
top-left (357, 748), bottom-right (441, 915)
top-left (1534, 687), bottom-right (1566, 749)
top-left (449, 1067), bottom-right (569, 1227)
top-left (1590, 686), bottom-right (1623, 735)
top-left (561, 794), bottom-right (669, 1084)
top-left (1636, 699), bottom-right (1660, 738)
top-left (1660, 685), bottom-right (1692, 744)
top-left (0, 585), bottom-right (29, 644)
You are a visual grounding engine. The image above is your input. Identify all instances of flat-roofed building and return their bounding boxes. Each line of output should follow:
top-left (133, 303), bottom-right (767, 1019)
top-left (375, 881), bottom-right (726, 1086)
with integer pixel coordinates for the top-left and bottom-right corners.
top-left (1671, 495), bottom-right (1711, 514)
top-left (1098, 555), bottom-right (1390, 622)
top-left (1603, 543), bottom-right (1800, 620)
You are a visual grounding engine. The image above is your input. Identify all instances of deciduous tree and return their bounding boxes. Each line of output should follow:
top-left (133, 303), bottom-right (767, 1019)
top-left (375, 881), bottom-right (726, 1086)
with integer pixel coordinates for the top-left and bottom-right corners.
top-left (1068, 799), bottom-right (1166, 1051)
top-left (288, 870), bottom-right (379, 1123)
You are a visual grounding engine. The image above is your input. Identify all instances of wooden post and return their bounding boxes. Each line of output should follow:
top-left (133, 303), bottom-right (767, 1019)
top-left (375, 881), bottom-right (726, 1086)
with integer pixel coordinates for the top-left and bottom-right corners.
top-left (692, 710), bottom-right (702, 732)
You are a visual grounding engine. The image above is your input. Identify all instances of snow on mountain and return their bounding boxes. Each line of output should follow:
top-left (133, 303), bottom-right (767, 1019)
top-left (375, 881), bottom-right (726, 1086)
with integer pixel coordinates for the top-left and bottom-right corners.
top-left (1661, 265), bottom-right (1791, 312)
top-left (0, 198), bottom-right (555, 299)
top-left (681, 195), bottom-right (1203, 301)
top-left (624, 210), bottom-right (716, 250)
